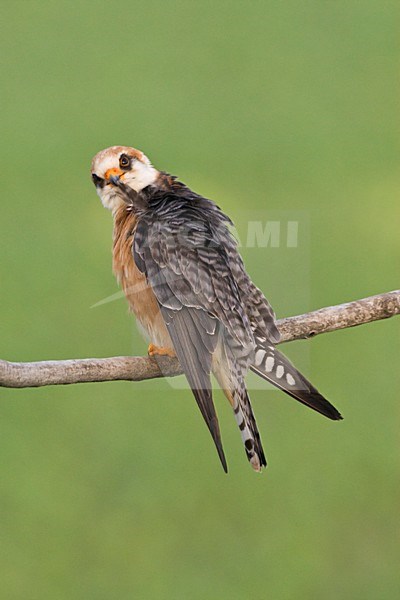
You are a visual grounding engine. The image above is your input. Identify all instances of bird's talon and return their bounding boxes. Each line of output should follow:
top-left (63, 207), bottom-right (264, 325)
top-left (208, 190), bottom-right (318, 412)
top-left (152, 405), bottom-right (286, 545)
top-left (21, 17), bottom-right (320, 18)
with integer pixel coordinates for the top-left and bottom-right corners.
top-left (148, 344), bottom-right (176, 358)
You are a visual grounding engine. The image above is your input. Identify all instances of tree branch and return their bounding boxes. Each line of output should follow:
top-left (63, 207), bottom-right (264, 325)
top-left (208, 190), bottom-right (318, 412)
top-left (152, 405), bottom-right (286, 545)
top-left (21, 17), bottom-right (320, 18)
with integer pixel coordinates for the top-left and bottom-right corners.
top-left (1, 290), bottom-right (399, 389)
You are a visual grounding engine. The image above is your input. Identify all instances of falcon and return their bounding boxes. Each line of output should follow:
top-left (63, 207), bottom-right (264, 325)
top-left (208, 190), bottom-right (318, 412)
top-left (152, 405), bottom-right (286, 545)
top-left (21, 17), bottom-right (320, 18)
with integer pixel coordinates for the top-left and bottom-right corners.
top-left (91, 145), bottom-right (342, 472)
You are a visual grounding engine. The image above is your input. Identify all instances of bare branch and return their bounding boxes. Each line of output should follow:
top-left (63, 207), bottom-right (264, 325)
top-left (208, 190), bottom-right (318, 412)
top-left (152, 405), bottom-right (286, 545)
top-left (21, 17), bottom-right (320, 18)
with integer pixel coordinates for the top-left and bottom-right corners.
top-left (1, 290), bottom-right (399, 389)
top-left (277, 289), bottom-right (400, 341)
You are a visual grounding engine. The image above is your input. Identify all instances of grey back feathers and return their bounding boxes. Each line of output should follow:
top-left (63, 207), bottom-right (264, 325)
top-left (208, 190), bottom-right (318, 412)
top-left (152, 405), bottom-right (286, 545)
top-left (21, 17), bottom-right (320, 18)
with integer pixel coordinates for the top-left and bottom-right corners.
top-left (130, 175), bottom-right (341, 471)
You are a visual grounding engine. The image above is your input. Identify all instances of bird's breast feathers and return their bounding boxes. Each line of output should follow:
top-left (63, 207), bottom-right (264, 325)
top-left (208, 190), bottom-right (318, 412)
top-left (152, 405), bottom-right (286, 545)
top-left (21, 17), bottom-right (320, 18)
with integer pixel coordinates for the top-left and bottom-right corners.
top-left (112, 206), bottom-right (171, 347)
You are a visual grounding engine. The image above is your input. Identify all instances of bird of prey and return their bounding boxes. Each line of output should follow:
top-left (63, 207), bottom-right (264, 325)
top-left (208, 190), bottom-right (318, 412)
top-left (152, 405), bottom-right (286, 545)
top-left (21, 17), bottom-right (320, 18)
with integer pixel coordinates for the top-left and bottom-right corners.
top-left (91, 145), bottom-right (342, 472)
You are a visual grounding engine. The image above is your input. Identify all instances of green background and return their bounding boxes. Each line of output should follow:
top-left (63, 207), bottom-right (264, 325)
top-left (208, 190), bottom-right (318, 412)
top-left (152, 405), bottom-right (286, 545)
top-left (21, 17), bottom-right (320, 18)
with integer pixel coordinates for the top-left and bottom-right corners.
top-left (1, 1), bottom-right (399, 598)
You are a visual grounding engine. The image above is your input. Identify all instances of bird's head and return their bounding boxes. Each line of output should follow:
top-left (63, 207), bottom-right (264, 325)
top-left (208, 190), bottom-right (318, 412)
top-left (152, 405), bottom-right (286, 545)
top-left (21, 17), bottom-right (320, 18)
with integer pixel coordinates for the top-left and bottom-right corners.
top-left (91, 145), bottom-right (157, 212)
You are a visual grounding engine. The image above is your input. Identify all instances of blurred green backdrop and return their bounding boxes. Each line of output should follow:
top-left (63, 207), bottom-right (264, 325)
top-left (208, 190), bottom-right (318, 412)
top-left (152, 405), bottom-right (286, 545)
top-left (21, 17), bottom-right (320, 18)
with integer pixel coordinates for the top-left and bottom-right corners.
top-left (1, 1), bottom-right (399, 598)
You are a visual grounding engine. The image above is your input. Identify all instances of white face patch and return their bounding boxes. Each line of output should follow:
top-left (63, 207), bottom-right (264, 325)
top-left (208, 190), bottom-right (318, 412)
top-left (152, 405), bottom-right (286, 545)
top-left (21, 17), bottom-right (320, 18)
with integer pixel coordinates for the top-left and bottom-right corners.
top-left (96, 183), bottom-right (126, 212)
top-left (123, 160), bottom-right (157, 192)
top-left (91, 146), bottom-right (158, 213)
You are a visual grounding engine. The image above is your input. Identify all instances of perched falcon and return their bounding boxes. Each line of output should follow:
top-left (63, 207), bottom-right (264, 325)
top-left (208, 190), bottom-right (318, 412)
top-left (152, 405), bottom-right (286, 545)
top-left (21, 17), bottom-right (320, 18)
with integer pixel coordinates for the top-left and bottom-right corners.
top-left (91, 145), bottom-right (342, 472)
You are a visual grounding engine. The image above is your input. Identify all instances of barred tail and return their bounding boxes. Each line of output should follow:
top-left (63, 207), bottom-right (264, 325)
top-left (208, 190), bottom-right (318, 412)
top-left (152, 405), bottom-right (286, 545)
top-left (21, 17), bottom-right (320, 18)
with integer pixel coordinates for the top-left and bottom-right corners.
top-left (251, 343), bottom-right (342, 421)
top-left (231, 380), bottom-right (267, 471)
top-left (213, 347), bottom-right (267, 471)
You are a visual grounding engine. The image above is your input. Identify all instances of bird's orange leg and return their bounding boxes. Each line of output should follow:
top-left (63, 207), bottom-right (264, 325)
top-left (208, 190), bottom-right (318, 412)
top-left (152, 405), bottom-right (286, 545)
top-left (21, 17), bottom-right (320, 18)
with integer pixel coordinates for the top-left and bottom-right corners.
top-left (148, 343), bottom-right (176, 358)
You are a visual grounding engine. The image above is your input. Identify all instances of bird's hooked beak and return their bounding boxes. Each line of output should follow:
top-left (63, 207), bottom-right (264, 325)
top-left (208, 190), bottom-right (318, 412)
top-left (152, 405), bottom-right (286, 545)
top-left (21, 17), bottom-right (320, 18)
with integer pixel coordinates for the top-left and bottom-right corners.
top-left (103, 166), bottom-right (139, 206)
top-left (104, 167), bottom-right (123, 186)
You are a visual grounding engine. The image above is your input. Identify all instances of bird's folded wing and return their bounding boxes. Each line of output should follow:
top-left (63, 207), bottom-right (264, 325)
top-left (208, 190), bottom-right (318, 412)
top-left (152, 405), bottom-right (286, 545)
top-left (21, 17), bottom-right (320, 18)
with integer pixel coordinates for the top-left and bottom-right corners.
top-left (133, 206), bottom-right (254, 349)
top-left (160, 304), bottom-right (227, 471)
top-left (133, 209), bottom-right (257, 471)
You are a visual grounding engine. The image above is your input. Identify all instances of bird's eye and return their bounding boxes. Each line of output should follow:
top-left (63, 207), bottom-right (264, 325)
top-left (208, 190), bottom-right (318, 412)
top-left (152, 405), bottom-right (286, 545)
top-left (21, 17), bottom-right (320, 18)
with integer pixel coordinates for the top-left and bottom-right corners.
top-left (119, 154), bottom-right (131, 169)
top-left (92, 173), bottom-right (104, 187)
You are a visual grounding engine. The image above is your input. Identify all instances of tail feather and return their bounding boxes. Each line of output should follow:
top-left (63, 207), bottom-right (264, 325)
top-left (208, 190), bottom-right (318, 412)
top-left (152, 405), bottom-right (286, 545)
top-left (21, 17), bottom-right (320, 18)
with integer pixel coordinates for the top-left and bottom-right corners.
top-left (231, 381), bottom-right (267, 471)
top-left (213, 341), bottom-right (267, 471)
top-left (251, 344), bottom-right (342, 421)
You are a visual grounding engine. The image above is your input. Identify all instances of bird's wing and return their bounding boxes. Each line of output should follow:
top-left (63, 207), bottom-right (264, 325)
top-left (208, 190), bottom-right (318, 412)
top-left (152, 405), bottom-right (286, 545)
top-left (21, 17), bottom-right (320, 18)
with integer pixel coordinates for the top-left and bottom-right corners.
top-left (223, 242), bottom-right (281, 343)
top-left (160, 305), bottom-right (227, 471)
top-left (133, 202), bottom-right (254, 471)
top-left (133, 208), bottom-right (254, 348)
